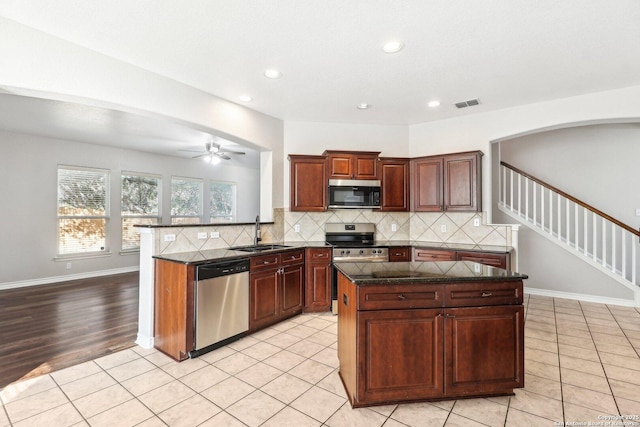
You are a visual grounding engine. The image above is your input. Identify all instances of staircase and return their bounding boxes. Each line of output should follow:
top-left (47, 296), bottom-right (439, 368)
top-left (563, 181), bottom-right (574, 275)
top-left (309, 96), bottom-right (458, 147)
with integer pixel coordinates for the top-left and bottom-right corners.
top-left (498, 162), bottom-right (639, 301)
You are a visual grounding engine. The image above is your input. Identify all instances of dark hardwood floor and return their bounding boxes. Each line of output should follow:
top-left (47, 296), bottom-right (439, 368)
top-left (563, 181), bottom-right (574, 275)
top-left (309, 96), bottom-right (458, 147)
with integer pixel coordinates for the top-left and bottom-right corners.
top-left (0, 272), bottom-right (139, 388)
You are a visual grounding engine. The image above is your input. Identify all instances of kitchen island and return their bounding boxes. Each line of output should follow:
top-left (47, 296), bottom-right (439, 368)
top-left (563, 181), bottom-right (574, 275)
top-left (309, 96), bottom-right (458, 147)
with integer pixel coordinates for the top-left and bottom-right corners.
top-left (335, 261), bottom-right (527, 408)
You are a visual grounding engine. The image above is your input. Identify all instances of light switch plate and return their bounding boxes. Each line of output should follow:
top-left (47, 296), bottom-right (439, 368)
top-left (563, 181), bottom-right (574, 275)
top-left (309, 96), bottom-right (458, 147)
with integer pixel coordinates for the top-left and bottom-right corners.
top-left (164, 234), bottom-right (176, 242)
top-left (473, 218), bottom-right (480, 227)
top-left (636, 208), bottom-right (640, 217)
top-left (197, 232), bottom-right (207, 239)
top-left (210, 231), bottom-right (220, 238)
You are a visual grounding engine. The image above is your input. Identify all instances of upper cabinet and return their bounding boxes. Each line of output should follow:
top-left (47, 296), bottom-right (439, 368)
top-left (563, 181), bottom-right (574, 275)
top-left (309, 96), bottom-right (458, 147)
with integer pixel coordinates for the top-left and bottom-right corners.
top-left (324, 150), bottom-right (380, 180)
top-left (378, 157), bottom-right (410, 212)
top-left (411, 151), bottom-right (482, 212)
top-left (288, 155), bottom-right (327, 212)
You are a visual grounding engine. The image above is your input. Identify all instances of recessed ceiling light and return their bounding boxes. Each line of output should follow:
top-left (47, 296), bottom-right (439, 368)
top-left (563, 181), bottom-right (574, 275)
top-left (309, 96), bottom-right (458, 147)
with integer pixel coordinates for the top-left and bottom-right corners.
top-left (357, 103), bottom-right (371, 109)
top-left (238, 95), bottom-right (253, 102)
top-left (427, 100), bottom-right (441, 108)
top-left (264, 69), bottom-right (282, 79)
top-left (382, 41), bottom-right (404, 53)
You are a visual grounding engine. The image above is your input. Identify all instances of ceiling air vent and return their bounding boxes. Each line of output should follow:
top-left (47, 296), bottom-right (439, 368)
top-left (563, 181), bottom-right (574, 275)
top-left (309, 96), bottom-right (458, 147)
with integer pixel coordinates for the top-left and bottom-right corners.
top-left (454, 98), bottom-right (481, 109)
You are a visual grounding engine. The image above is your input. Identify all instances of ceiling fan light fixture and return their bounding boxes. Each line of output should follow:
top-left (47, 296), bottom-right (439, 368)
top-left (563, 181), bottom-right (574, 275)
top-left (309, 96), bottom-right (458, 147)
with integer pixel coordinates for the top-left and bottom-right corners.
top-left (238, 95), bottom-right (252, 102)
top-left (427, 100), bottom-right (441, 108)
top-left (357, 103), bottom-right (371, 110)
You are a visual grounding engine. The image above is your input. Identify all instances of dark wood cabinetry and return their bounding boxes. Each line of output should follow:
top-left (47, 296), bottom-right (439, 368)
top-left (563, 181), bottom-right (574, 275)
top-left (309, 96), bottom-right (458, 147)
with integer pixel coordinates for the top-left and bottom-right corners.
top-left (388, 246), bottom-right (411, 262)
top-left (289, 155), bottom-right (327, 212)
top-left (249, 250), bottom-right (304, 331)
top-left (378, 158), bottom-right (410, 212)
top-left (153, 259), bottom-right (194, 361)
top-left (411, 151), bottom-right (482, 212)
top-left (324, 150), bottom-right (380, 180)
top-left (413, 248), bottom-right (457, 261)
top-left (304, 247), bottom-right (332, 312)
top-left (337, 272), bottom-right (524, 407)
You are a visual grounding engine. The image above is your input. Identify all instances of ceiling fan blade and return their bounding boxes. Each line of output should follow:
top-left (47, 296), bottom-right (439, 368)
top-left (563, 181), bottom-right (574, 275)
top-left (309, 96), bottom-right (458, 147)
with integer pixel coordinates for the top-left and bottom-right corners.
top-left (191, 153), bottom-right (209, 159)
top-left (215, 152), bottom-right (232, 160)
top-left (179, 149), bottom-right (205, 153)
top-left (221, 149), bottom-right (246, 155)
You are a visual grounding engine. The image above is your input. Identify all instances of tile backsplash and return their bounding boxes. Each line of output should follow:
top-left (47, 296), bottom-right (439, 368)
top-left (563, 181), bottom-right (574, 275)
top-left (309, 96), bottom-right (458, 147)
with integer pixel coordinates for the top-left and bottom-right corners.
top-left (156, 208), bottom-right (511, 255)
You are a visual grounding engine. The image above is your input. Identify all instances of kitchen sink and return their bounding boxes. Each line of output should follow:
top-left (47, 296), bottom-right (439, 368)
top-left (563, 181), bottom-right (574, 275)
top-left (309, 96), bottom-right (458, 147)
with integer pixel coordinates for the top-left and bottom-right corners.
top-left (230, 244), bottom-right (291, 252)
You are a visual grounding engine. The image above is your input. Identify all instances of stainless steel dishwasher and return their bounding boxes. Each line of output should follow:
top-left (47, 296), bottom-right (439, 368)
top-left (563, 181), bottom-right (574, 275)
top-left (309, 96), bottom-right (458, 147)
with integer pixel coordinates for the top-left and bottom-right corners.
top-left (191, 258), bottom-right (250, 357)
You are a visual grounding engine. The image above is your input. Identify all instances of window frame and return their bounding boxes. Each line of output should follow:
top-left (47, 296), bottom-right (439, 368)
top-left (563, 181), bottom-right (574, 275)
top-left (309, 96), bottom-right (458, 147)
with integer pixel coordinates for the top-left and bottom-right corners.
top-left (121, 171), bottom-right (162, 252)
top-left (56, 165), bottom-right (110, 258)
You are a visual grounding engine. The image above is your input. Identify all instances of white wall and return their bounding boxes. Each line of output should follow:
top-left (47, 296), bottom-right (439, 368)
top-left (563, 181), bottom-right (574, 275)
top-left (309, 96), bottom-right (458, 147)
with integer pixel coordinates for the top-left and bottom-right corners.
top-left (282, 121), bottom-right (409, 207)
top-left (0, 130), bottom-right (260, 285)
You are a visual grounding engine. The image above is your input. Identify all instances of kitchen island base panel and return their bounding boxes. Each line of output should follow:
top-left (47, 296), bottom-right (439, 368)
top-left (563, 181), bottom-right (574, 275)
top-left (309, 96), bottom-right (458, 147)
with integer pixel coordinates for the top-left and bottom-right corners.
top-left (336, 266), bottom-right (525, 407)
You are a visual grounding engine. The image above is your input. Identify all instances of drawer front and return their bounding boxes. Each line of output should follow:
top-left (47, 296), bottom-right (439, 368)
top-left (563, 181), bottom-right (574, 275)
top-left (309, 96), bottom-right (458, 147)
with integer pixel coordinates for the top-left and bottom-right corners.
top-left (306, 247), bottom-right (332, 261)
top-left (443, 281), bottom-right (523, 307)
top-left (456, 251), bottom-right (509, 269)
top-left (358, 284), bottom-right (444, 310)
top-left (250, 253), bottom-right (280, 271)
top-left (413, 248), bottom-right (456, 261)
top-left (281, 249), bottom-right (305, 266)
top-left (388, 246), bottom-right (411, 262)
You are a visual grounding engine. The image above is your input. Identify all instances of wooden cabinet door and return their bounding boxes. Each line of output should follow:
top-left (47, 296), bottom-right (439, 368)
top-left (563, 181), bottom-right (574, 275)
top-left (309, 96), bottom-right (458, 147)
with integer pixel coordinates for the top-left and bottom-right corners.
top-left (444, 306), bottom-right (524, 396)
top-left (289, 155), bottom-right (326, 212)
top-left (327, 153), bottom-right (354, 179)
top-left (249, 269), bottom-right (279, 331)
top-left (353, 154), bottom-right (379, 179)
top-left (280, 264), bottom-right (304, 317)
top-left (304, 248), bottom-right (332, 312)
top-left (379, 158), bottom-right (409, 211)
top-left (357, 309), bottom-right (444, 403)
top-left (413, 248), bottom-right (456, 261)
top-left (443, 152), bottom-right (482, 212)
top-left (411, 157), bottom-right (443, 211)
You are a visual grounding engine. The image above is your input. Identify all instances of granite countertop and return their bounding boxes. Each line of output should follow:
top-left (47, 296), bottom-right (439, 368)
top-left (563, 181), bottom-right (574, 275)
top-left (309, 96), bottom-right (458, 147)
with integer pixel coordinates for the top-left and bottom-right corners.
top-left (152, 241), bottom-right (512, 265)
top-left (334, 261), bottom-right (528, 285)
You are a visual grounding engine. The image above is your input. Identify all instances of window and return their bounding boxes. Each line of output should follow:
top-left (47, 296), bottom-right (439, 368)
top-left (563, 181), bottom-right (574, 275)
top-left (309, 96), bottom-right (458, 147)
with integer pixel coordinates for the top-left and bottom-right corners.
top-left (57, 166), bottom-right (109, 256)
top-left (210, 181), bottom-right (236, 223)
top-left (171, 177), bottom-right (203, 224)
top-left (121, 173), bottom-right (161, 250)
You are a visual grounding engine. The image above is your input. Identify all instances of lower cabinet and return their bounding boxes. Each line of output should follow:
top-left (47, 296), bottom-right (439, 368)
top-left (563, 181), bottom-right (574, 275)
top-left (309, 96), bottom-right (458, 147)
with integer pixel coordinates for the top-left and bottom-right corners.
top-left (249, 250), bottom-right (304, 331)
top-left (304, 247), bottom-right (332, 312)
top-left (388, 246), bottom-right (411, 262)
top-left (337, 272), bottom-right (524, 407)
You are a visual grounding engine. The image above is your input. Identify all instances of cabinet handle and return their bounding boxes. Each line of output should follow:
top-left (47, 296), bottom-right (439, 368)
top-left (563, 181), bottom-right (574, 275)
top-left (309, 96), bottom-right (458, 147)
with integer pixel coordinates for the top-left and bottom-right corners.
top-left (397, 294), bottom-right (407, 300)
top-left (263, 260), bottom-right (273, 265)
top-left (481, 292), bottom-right (493, 297)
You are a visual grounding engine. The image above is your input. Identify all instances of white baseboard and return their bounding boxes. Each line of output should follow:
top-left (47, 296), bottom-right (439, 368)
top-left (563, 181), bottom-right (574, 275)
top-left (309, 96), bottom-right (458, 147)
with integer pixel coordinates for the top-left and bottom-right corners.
top-left (0, 266), bottom-right (140, 291)
top-left (135, 334), bottom-right (154, 350)
top-left (524, 286), bottom-right (637, 307)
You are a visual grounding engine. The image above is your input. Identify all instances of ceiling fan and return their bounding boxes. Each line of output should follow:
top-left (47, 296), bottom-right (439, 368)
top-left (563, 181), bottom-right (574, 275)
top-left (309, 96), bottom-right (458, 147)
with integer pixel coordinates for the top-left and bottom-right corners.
top-left (183, 141), bottom-right (246, 161)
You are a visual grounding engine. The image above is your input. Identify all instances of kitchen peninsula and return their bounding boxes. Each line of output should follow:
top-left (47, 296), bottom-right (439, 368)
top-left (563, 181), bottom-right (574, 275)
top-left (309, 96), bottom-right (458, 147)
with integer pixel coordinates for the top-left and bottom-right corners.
top-left (335, 260), bottom-right (527, 407)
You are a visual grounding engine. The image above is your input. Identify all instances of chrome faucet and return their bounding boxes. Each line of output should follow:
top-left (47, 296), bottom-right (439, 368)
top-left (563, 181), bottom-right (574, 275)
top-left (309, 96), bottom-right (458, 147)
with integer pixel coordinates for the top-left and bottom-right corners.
top-left (254, 215), bottom-right (262, 246)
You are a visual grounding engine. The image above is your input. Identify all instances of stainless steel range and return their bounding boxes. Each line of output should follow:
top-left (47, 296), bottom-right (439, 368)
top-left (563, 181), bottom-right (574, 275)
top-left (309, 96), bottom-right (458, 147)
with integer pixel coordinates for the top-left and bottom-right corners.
top-left (325, 223), bottom-right (389, 313)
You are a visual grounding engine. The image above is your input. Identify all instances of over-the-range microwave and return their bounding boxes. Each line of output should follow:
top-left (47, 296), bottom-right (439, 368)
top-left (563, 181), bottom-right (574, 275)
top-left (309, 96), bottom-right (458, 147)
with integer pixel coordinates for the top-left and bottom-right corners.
top-left (327, 179), bottom-right (381, 209)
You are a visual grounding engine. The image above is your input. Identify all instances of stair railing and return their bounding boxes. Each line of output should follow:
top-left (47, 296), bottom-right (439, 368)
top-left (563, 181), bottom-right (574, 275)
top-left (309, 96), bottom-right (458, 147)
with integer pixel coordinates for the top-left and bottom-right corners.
top-left (499, 161), bottom-right (639, 288)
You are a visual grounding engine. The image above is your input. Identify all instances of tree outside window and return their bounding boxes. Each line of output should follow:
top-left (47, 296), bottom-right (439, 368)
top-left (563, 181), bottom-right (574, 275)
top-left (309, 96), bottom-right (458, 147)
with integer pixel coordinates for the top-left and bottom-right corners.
top-left (171, 177), bottom-right (203, 224)
top-left (210, 181), bottom-right (236, 223)
top-left (121, 173), bottom-right (161, 250)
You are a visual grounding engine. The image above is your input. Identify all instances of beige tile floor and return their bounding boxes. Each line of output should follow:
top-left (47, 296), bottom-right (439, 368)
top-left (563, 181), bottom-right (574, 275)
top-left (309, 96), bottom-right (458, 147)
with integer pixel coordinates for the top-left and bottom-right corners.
top-left (2, 295), bottom-right (640, 427)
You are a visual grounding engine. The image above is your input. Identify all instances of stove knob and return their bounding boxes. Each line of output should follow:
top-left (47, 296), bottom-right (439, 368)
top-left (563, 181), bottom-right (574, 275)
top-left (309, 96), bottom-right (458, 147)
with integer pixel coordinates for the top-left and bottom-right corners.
top-left (359, 249), bottom-right (365, 255)
top-left (346, 250), bottom-right (351, 255)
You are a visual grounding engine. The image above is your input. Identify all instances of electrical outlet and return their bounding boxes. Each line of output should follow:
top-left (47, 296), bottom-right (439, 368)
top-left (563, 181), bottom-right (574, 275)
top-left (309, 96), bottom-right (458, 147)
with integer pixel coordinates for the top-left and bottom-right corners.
top-left (474, 263), bottom-right (482, 273)
top-left (440, 224), bottom-right (447, 233)
top-left (164, 234), bottom-right (176, 242)
top-left (391, 223), bottom-right (398, 232)
top-left (66, 262), bottom-right (72, 270)
top-left (636, 208), bottom-right (640, 217)
top-left (294, 224), bottom-right (301, 233)
top-left (473, 218), bottom-right (480, 227)
top-left (210, 231), bottom-right (220, 238)
top-left (197, 232), bottom-right (207, 239)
